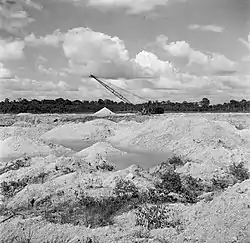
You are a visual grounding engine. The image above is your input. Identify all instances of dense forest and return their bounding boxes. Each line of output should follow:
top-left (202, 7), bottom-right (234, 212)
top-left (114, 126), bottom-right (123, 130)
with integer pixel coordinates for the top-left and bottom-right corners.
top-left (0, 97), bottom-right (250, 114)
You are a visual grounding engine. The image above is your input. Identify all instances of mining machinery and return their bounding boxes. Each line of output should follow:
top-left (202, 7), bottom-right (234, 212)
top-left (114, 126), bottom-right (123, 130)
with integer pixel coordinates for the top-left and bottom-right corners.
top-left (89, 74), bottom-right (164, 115)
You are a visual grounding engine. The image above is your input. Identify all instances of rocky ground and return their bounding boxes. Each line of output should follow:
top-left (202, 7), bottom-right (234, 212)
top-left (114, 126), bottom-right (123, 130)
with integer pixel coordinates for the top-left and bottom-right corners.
top-left (0, 113), bottom-right (250, 243)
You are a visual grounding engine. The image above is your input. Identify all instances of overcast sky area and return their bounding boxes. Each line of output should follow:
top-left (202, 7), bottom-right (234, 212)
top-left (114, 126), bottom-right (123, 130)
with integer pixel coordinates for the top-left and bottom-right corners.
top-left (0, 0), bottom-right (250, 104)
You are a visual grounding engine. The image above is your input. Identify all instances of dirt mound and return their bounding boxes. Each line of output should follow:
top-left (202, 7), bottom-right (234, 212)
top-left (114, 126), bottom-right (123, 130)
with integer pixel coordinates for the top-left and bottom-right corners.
top-left (0, 136), bottom-right (53, 158)
top-left (0, 124), bottom-right (53, 141)
top-left (16, 113), bottom-right (32, 116)
top-left (42, 119), bottom-right (117, 141)
top-left (176, 179), bottom-right (250, 243)
top-left (94, 107), bottom-right (115, 117)
top-left (75, 142), bottom-right (126, 158)
top-left (110, 116), bottom-right (246, 156)
top-left (11, 121), bottom-right (32, 127)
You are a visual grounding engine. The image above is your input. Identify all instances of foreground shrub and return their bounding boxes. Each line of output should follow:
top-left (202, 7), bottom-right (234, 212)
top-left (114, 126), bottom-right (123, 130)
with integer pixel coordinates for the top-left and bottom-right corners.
top-left (155, 171), bottom-right (183, 194)
top-left (135, 204), bottom-right (182, 230)
top-left (113, 179), bottom-right (139, 198)
top-left (0, 173), bottom-right (49, 198)
top-left (151, 171), bottom-right (209, 203)
top-left (168, 156), bottom-right (186, 168)
top-left (0, 157), bottom-right (30, 175)
top-left (229, 162), bottom-right (249, 182)
top-left (0, 178), bottom-right (29, 198)
top-left (42, 191), bottom-right (138, 228)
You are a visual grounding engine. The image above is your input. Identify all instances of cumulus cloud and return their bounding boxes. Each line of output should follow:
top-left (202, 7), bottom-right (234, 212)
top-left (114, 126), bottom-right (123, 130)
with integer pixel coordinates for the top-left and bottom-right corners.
top-left (63, 0), bottom-right (186, 14)
top-left (62, 27), bottom-right (177, 80)
top-left (188, 24), bottom-right (224, 33)
top-left (239, 34), bottom-right (250, 62)
top-left (0, 39), bottom-right (25, 60)
top-left (0, 63), bottom-right (12, 78)
top-left (156, 35), bottom-right (237, 74)
top-left (37, 64), bottom-right (67, 77)
top-left (25, 30), bottom-right (64, 47)
top-left (0, 0), bottom-right (42, 36)
top-left (134, 50), bottom-right (177, 76)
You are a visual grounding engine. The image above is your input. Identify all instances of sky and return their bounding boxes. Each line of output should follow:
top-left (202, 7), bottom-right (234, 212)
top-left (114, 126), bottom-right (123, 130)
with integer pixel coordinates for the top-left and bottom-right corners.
top-left (0, 0), bottom-right (250, 104)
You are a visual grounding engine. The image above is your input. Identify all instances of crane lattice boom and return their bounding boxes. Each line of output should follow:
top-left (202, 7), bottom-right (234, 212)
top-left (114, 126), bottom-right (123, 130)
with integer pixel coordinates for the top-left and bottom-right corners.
top-left (89, 74), bottom-right (134, 105)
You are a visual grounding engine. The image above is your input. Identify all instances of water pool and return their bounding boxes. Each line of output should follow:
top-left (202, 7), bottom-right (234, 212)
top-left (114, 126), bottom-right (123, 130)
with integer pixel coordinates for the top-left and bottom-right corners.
top-left (51, 139), bottom-right (173, 170)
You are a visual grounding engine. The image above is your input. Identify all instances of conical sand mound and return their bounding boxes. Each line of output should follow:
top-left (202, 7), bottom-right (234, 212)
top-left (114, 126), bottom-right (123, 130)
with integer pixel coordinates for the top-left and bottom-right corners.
top-left (94, 107), bottom-right (115, 117)
top-left (74, 141), bottom-right (126, 158)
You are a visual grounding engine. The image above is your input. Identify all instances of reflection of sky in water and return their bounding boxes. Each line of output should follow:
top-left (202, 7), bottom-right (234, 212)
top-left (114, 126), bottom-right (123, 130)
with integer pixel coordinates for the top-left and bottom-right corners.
top-left (0, 139), bottom-right (173, 170)
top-left (53, 139), bottom-right (173, 170)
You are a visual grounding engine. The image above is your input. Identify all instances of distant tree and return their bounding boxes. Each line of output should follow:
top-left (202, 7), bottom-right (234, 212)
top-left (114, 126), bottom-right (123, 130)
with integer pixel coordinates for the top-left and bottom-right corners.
top-left (200, 98), bottom-right (210, 109)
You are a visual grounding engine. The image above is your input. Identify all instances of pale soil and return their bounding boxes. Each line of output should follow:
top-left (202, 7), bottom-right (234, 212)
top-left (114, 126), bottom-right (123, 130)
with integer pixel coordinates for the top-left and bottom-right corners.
top-left (0, 113), bottom-right (250, 243)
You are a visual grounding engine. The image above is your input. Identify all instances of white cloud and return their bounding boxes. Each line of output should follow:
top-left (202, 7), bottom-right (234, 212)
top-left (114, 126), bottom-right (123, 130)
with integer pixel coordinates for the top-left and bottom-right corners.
top-left (37, 64), bottom-right (67, 77)
top-left (239, 34), bottom-right (250, 62)
top-left (62, 27), bottom-right (177, 80)
top-left (0, 0), bottom-right (42, 36)
top-left (0, 39), bottom-right (25, 60)
top-left (64, 0), bottom-right (186, 14)
top-left (156, 35), bottom-right (237, 74)
top-left (25, 30), bottom-right (63, 47)
top-left (134, 50), bottom-right (177, 76)
top-left (188, 24), bottom-right (224, 33)
top-left (0, 63), bottom-right (12, 78)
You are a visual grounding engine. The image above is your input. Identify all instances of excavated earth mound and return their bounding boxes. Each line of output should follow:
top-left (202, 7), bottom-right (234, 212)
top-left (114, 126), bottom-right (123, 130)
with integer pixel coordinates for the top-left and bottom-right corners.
top-left (41, 119), bottom-right (117, 141)
top-left (94, 107), bottom-right (115, 117)
top-left (74, 142), bottom-right (126, 158)
top-left (175, 179), bottom-right (250, 243)
top-left (0, 136), bottom-right (53, 159)
top-left (0, 114), bottom-right (250, 243)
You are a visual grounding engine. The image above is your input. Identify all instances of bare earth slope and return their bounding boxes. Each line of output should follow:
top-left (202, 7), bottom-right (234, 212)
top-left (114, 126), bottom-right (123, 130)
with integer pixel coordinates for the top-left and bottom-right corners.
top-left (0, 113), bottom-right (249, 243)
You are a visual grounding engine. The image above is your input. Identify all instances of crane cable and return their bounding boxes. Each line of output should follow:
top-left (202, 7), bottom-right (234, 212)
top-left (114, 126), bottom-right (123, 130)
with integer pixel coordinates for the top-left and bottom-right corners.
top-left (102, 79), bottom-right (151, 102)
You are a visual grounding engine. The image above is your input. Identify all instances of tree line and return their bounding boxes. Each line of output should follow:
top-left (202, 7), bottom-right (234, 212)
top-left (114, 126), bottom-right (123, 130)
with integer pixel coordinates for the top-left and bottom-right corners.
top-left (0, 97), bottom-right (249, 114)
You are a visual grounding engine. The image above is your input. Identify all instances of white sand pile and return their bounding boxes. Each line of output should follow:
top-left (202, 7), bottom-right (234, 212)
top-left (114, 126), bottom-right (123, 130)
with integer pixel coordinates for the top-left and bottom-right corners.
top-left (11, 121), bottom-right (32, 127)
top-left (0, 155), bottom-right (57, 184)
top-left (42, 119), bottom-right (117, 141)
top-left (0, 124), bottom-right (53, 141)
top-left (0, 136), bottom-right (53, 158)
top-left (74, 142), bottom-right (126, 158)
top-left (16, 113), bottom-right (32, 116)
top-left (175, 179), bottom-right (250, 243)
top-left (110, 116), bottom-right (246, 153)
top-left (107, 116), bottom-right (249, 179)
top-left (94, 107), bottom-right (115, 117)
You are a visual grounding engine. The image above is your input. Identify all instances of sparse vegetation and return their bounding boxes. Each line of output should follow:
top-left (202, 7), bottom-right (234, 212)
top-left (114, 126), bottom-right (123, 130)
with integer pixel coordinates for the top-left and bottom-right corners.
top-left (40, 189), bottom-right (138, 228)
top-left (114, 179), bottom-right (139, 198)
top-left (0, 172), bottom-right (50, 198)
top-left (0, 157), bottom-right (31, 176)
top-left (95, 161), bottom-right (116, 171)
top-left (135, 204), bottom-right (182, 230)
top-left (1, 178), bottom-right (29, 198)
top-left (168, 155), bottom-right (186, 168)
top-left (229, 162), bottom-right (249, 182)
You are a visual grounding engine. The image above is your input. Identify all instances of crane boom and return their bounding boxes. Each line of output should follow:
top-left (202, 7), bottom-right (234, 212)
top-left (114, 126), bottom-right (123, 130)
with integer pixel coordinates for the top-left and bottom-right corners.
top-left (89, 74), bottom-right (134, 105)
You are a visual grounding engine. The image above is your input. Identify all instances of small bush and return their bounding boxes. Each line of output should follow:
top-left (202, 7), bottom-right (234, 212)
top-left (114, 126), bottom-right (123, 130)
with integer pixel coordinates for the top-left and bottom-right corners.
top-left (229, 162), bottom-right (249, 182)
top-left (0, 172), bottom-right (50, 198)
top-left (0, 178), bottom-right (29, 198)
top-left (135, 204), bottom-right (182, 230)
top-left (113, 179), bottom-right (139, 199)
top-left (0, 157), bottom-right (30, 175)
top-left (181, 175), bottom-right (206, 203)
top-left (149, 171), bottom-right (207, 203)
top-left (168, 156), bottom-right (185, 167)
top-left (42, 191), bottom-right (135, 228)
top-left (211, 177), bottom-right (231, 190)
top-left (155, 171), bottom-right (183, 194)
top-left (96, 161), bottom-right (116, 171)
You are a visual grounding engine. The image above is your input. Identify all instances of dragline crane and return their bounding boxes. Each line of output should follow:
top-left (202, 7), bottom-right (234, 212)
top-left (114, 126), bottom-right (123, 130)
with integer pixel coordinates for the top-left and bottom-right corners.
top-left (89, 74), bottom-right (164, 115)
top-left (89, 74), bottom-right (133, 105)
